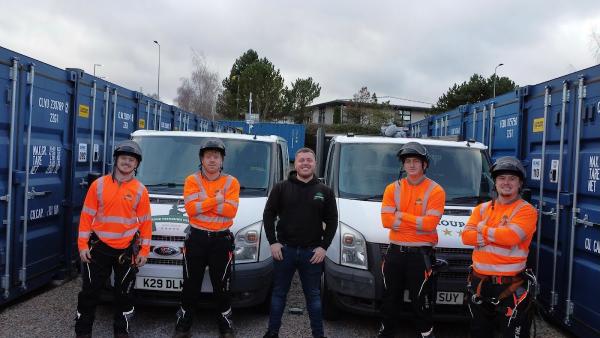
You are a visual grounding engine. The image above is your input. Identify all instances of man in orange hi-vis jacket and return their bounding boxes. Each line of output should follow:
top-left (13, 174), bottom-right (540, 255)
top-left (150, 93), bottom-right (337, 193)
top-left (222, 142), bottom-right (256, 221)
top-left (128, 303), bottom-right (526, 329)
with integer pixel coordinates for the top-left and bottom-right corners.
top-left (377, 142), bottom-right (445, 338)
top-left (462, 156), bottom-right (537, 338)
top-left (174, 138), bottom-right (240, 338)
top-left (75, 140), bottom-right (152, 338)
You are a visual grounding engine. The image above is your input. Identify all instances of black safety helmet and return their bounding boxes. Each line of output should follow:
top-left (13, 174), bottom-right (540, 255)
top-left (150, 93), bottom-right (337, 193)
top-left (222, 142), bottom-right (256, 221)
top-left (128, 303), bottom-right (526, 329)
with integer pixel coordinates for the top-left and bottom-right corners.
top-left (113, 139), bottom-right (142, 163)
top-left (490, 156), bottom-right (526, 181)
top-left (199, 138), bottom-right (226, 158)
top-left (397, 142), bottom-right (429, 164)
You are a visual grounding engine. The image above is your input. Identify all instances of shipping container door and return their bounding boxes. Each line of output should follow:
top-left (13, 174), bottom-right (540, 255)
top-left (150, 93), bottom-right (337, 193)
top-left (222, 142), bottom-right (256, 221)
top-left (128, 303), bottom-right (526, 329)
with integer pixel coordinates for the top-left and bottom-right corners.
top-left (490, 96), bottom-right (520, 160)
top-left (12, 59), bottom-right (73, 297)
top-left (0, 54), bottom-right (18, 302)
top-left (562, 75), bottom-right (600, 337)
top-left (446, 110), bottom-right (462, 137)
top-left (523, 79), bottom-right (575, 323)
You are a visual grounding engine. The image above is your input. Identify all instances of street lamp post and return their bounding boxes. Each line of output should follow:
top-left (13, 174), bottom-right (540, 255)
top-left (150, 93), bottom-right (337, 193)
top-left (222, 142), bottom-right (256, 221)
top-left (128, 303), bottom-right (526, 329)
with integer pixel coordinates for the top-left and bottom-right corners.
top-left (93, 63), bottom-right (102, 77)
top-left (153, 40), bottom-right (161, 100)
top-left (493, 63), bottom-right (504, 98)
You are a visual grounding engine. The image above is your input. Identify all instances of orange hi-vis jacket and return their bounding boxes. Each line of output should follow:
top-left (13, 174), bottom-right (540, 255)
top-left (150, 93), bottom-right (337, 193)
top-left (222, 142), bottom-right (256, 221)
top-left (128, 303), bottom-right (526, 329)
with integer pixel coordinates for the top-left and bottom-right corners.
top-left (78, 175), bottom-right (152, 257)
top-left (183, 171), bottom-right (240, 231)
top-left (462, 198), bottom-right (537, 276)
top-left (381, 176), bottom-right (446, 246)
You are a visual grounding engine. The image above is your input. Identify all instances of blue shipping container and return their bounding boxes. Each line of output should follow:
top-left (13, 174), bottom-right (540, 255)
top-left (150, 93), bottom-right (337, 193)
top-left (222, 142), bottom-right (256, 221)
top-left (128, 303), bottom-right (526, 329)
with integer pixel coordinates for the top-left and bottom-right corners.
top-left (0, 45), bottom-right (236, 306)
top-left (407, 64), bottom-right (600, 338)
top-left (218, 121), bottom-right (305, 160)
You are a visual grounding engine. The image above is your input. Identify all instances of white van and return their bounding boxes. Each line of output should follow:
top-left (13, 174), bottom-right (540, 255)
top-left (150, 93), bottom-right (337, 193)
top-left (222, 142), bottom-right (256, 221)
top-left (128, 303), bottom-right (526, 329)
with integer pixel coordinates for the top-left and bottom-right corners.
top-left (129, 130), bottom-right (288, 307)
top-left (321, 135), bottom-right (493, 319)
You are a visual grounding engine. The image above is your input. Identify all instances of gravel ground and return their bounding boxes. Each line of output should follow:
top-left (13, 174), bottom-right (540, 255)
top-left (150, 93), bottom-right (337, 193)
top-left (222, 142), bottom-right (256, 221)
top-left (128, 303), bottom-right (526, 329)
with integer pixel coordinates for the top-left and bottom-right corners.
top-left (0, 274), bottom-right (571, 338)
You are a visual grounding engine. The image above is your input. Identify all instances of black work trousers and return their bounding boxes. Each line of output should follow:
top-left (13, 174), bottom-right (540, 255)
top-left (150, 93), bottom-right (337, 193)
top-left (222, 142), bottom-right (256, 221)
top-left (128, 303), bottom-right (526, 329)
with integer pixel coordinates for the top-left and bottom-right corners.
top-left (75, 242), bottom-right (137, 335)
top-left (468, 273), bottom-right (533, 338)
top-left (180, 228), bottom-right (234, 315)
top-left (379, 245), bottom-right (435, 337)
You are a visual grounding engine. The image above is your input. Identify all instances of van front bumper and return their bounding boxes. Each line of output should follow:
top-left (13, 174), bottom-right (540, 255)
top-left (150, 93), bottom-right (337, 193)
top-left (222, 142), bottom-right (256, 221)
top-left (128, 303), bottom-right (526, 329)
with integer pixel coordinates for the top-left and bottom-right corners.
top-left (324, 243), bottom-right (471, 320)
top-left (104, 258), bottom-right (273, 308)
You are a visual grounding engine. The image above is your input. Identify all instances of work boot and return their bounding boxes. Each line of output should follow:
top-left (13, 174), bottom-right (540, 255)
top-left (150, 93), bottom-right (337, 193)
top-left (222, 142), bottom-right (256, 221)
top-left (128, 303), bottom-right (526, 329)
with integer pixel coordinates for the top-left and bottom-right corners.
top-left (75, 311), bottom-right (95, 338)
top-left (376, 319), bottom-right (396, 338)
top-left (173, 307), bottom-right (193, 338)
top-left (263, 331), bottom-right (279, 338)
top-left (218, 308), bottom-right (234, 338)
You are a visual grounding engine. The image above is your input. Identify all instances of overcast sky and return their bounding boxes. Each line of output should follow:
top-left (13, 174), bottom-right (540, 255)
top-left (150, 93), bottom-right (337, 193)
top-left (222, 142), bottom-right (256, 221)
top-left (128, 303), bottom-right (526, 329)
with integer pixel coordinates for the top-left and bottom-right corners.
top-left (2, 0), bottom-right (600, 108)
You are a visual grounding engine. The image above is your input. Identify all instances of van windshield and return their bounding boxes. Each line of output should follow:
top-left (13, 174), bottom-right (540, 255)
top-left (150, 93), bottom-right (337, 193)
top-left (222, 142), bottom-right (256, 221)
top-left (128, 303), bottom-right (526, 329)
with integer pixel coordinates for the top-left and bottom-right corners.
top-left (134, 136), bottom-right (271, 197)
top-left (337, 143), bottom-right (493, 205)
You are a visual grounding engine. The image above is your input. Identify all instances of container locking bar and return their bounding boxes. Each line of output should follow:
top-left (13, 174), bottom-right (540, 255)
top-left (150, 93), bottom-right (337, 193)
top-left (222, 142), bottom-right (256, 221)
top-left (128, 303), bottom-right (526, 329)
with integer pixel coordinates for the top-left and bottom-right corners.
top-left (575, 214), bottom-right (599, 227)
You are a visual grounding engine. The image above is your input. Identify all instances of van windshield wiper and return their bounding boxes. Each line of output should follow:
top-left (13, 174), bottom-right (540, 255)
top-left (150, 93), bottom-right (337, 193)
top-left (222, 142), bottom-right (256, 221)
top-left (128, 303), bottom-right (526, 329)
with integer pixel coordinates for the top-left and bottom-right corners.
top-left (240, 186), bottom-right (267, 191)
top-left (447, 195), bottom-right (484, 204)
top-left (355, 194), bottom-right (383, 201)
top-left (145, 183), bottom-right (184, 188)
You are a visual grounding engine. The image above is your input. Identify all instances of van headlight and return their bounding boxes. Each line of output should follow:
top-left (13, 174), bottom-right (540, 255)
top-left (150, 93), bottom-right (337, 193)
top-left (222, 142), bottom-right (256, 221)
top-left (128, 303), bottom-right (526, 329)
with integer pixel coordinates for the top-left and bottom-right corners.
top-left (234, 221), bottom-right (261, 264)
top-left (340, 222), bottom-right (368, 270)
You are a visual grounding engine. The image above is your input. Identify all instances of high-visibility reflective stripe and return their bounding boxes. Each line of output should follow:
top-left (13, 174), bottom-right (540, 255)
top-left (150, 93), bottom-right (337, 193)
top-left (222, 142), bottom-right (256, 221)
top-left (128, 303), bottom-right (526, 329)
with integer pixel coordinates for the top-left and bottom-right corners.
top-left (217, 201), bottom-right (224, 214)
top-left (138, 214), bottom-right (152, 222)
top-left (392, 218), bottom-right (401, 231)
top-left (425, 209), bottom-right (442, 216)
top-left (82, 206), bottom-right (97, 216)
top-left (193, 172), bottom-right (208, 200)
top-left (474, 245), bottom-right (528, 258)
top-left (394, 181), bottom-right (401, 210)
top-left (96, 215), bottom-right (139, 225)
top-left (381, 206), bottom-right (396, 213)
top-left (225, 200), bottom-right (238, 208)
top-left (193, 214), bottom-right (233, 224)
top-left (508, 200), bottom-right (527, 220)
top-left (223, 175), bottom-right (233, 192)
top-left (390, 240), bottom-right (434, 247)
top-left (95, 227), bottom-right (139, 239)
top-left (97, 176), bottom-right (105, 214)
top-left (416, 229), bottom-right (437, 236)
top-left (140, 239), bottom-right (151, 246)
top-left (195, 202), bottom-right (204, 215)
top-left (476, 232), bottom-right (485, 246)
top-left (132, 183), bottom-right (143, 210)
top-left (479, 201), bottom-right (490, 217)
top-left (506, 223), bottom-right (527, 240)
top-left (421, 179), bottom-right (439, 215)
top-left (416, 216), bottom-right (424, 231)
top-left (473, 261), bottom-right (526, 273)
top-left (184, 193), bottom-right (200, 204)
top-left (79, 231), bottom-right (91, 238)
top-left (487, 228), bottom-right (496, 243)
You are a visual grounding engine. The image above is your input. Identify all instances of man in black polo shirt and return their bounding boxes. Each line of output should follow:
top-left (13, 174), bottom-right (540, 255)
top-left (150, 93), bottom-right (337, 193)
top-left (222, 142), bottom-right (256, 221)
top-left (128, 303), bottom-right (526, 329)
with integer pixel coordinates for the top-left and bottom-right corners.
top-left (262, 147), bottom-right (338, 338)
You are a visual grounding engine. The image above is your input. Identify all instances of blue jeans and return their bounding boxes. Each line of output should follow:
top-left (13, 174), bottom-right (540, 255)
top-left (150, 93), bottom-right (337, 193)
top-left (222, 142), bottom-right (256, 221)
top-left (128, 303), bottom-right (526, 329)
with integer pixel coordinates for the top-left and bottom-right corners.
top-left (268, 245), bottom-right (324, 337)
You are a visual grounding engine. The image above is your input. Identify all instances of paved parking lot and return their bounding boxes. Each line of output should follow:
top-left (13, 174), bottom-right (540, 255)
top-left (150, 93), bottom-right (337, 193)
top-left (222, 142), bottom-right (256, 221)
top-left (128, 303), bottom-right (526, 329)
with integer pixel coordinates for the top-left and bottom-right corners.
top-left (0, 274), bottom-right (570, 338)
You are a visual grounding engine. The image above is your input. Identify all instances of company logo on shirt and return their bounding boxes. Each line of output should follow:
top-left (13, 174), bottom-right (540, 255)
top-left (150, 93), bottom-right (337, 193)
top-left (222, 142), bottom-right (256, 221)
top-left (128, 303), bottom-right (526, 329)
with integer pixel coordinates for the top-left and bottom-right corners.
top-left (124, 194), bottom-right (133, 201)
top-left (416, 198), bottom-right (423, 205)
top-left (314, 192), bottom-right (325, 201)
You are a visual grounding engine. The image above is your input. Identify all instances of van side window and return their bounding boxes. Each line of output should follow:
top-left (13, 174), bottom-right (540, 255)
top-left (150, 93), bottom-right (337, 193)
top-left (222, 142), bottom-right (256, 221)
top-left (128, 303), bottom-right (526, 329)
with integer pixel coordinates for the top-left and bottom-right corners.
top-left (276, 143), bottom-right (284, 181)
top-left (325, 142), bottom-right (335, 186)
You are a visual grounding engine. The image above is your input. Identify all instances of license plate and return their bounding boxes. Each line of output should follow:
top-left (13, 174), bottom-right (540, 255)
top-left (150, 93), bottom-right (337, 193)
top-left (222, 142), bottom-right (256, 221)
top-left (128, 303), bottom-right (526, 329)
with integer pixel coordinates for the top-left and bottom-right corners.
top-left (135, 277), bottom-right (183, 291)
top-left (436, 291), bottom-right (464, 305)
top-left (402, 290), bottom-right (464, 305)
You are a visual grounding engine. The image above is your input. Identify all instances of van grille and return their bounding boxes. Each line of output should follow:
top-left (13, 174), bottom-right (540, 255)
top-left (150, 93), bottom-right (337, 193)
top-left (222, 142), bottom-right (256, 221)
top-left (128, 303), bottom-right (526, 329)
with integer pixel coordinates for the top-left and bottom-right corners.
top-left (152, 235), bottom-right (186, 242)
top-left (379, 244), bottom-right (473, 279)
top-left (147, 258), bottom-right (183, 266)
